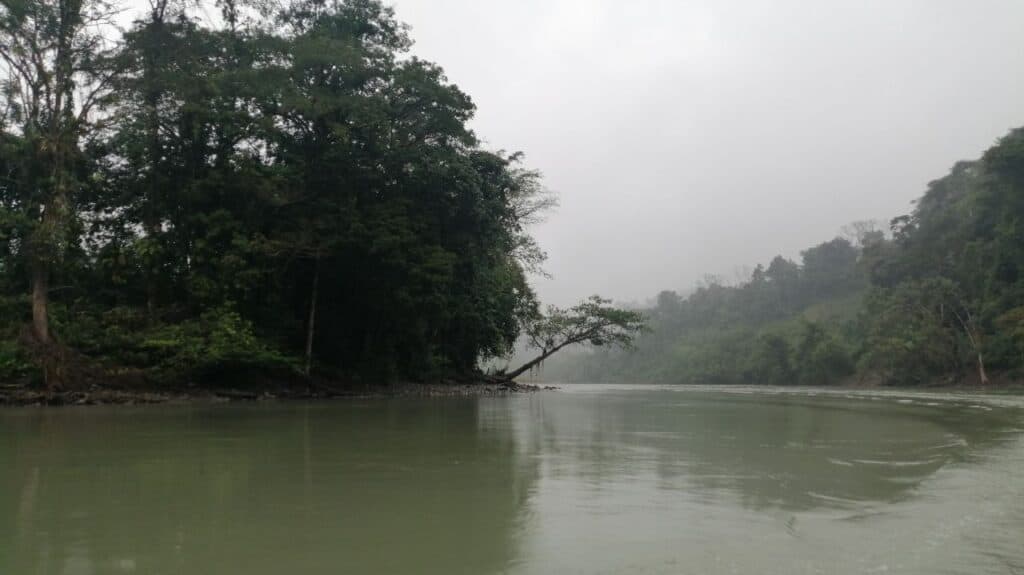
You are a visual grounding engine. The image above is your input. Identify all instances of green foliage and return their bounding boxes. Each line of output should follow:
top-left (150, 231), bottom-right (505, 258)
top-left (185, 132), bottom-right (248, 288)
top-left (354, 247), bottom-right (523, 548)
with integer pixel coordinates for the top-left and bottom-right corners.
top-left (508, 296), bottom-right (647, 378)
top-left (0, 339), bottom-right (32, 381)
top-left (856, 128), bottom-right (1024, 382)
top-left (0, 0), bottom-right (549, 386)
top-left (547, 127), bottom-right (1024, 387)
top-left (857, 280), bottom-right (962, 384)
top-left (2, 0), bottom-right (1021, 389)
top-left (753, 333), bottom-right (794, 386)
top-left (524, 296), bottom-right (648, 351)
top-left (0, 295), bottom-right (32, 381)
top-left (792, 321), bottom-right (854, 385)
top-left (542, 236), bottom-right (866, 385)
top-left (43, 304), bottom-right (296, 382)
top-left (140, 308), bottom-right (297, 379)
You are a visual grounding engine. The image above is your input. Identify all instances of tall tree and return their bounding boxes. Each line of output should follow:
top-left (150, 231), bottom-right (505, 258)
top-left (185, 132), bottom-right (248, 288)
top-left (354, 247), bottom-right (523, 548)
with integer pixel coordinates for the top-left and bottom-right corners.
top-left (0, 0), bottom-right (117, 378)
top-left (0, 0), bottom-right (558, 387)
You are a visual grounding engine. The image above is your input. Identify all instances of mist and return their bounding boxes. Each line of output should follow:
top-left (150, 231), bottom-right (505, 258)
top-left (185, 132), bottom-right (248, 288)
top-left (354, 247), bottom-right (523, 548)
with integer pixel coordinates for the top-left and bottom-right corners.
top-left (391, 0), bottom-right (1024, 306)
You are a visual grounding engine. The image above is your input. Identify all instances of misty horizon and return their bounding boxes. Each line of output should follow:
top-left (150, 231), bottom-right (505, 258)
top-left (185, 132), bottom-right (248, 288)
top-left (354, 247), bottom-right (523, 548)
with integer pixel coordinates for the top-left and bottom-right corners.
top-left (392, 0), bottom-right (1024, 306)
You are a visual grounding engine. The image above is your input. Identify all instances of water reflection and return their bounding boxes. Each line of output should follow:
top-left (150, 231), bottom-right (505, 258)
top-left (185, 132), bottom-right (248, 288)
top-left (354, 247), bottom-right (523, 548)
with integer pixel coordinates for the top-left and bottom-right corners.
top-left (2, 387), bottom-right (1023, 574)
top-left (0, 400), bottom-right (538, 574)
top-left (503, 389), bottom-right (1018, 511)
top-left (492, 387), bottom-right (1024, 574)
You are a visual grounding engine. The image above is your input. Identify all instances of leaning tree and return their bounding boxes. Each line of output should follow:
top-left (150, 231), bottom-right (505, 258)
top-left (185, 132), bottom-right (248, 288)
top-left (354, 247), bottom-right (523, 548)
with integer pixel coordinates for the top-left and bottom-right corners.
top-left (504, 296), bottom-right (647, 380)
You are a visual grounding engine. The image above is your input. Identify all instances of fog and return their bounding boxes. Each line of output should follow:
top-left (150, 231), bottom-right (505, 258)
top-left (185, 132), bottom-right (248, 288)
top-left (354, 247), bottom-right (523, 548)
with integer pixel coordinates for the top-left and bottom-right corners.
top-left (389, 0), bottom-right (1024, 306)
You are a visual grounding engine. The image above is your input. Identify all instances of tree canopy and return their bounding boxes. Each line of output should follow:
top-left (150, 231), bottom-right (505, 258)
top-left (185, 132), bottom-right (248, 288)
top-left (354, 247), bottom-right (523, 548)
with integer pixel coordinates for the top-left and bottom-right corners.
top-left (0, 0), bottom-right (561, 388)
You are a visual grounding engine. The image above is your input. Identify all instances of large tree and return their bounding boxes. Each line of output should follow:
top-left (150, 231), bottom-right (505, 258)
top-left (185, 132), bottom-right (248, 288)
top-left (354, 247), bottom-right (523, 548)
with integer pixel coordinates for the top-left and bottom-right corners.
top-left (0, 0), bottom-right (118, 386)
top-left (0, 0), bottom-right (564, 387)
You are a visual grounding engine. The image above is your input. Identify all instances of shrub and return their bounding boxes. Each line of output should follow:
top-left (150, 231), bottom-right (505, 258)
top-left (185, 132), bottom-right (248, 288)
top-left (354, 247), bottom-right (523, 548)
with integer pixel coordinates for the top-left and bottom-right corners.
top-left (0, 339), bottom-right (32, 381)
top-left (140, 307), bottom-right (298, 380)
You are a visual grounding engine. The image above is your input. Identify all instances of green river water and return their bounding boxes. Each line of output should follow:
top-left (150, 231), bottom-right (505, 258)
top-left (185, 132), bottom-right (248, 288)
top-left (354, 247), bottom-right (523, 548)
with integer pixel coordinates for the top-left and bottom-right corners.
top-left (2, 385), bottom-right (1023, 574)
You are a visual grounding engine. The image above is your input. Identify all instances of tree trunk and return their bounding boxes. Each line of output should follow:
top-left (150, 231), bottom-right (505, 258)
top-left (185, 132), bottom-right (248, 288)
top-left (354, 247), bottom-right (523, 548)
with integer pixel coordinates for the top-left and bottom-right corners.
top-left (304, 256), bottom-right (320, 377)
top-left (29, 0), bottom-right (73, 346)
top-left (30, 263), bottom-right (50, 344)
top-left (506, 342), bottom-right (570, 380)
top-left (143, 171), bottom-right (161, 318)
top-left (31, 165), bottom-right (69, 351)
top-left (33, 172), bottom-right (69, 390)
top-left (951, 306), bottom-right (988, 386)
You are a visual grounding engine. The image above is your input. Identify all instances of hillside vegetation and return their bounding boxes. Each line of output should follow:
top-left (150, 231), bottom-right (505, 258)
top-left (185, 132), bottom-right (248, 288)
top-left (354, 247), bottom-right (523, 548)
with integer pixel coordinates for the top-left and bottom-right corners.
top-left (543, 128), bottom-right (1024, 387)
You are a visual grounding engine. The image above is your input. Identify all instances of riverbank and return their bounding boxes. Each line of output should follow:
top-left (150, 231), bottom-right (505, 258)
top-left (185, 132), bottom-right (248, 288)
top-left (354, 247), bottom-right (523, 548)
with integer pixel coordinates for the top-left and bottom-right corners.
top-left (0, 379), bottom-right (555, 407)
top-left (4, 377), bottom-right (1019, 407)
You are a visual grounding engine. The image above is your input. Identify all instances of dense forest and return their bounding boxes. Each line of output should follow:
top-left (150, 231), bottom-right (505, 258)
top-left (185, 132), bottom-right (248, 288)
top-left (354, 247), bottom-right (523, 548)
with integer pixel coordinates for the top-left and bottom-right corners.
top-left (0, 0), bottom-right (612, 390)
top-left (543, 128), bottom-right (1024, 386)
top-left (3, 0), bottom-right (1021, 393)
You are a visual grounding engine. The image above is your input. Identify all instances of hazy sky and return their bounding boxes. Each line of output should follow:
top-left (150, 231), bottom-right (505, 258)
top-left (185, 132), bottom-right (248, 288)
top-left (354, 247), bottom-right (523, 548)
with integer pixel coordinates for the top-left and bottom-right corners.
top-left (387, 0), bottom-right (1024, 306)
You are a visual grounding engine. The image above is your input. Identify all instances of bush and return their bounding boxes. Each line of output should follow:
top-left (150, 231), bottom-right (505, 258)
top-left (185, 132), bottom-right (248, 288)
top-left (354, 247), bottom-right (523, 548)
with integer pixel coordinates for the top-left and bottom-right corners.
top-left (140, 307), bottom-right (298, 380)
top-left (0, 339), bottom-right (32, 381)
top-left (793, 321), bottom-right (855, 385)
top-left (0, 294), bottom-right (33, 382)
top-left (752, 333), bottom-right (795, 385)
top-left (51, 303), bottom-right (298, 384)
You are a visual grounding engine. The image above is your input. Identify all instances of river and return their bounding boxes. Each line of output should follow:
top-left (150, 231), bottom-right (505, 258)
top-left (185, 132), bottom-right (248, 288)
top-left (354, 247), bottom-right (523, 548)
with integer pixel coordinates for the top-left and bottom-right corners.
top-left (2, 385), bottom-right (1023, 574)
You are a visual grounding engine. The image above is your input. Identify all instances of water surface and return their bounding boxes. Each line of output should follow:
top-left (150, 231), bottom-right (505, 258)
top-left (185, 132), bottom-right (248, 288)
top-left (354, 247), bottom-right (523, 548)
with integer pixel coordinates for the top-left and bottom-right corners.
top-left (2, 385), bottom-right (1023, 574)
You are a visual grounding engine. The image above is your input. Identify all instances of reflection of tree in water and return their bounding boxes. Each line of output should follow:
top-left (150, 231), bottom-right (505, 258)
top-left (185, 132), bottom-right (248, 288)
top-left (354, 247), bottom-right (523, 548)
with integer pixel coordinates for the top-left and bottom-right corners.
top-left (507, 390), bottom-right (1022, 512)
top-left (0, 400), bottom-right (541, 575)
top-left (2, 392), bottom-right (1019, 573)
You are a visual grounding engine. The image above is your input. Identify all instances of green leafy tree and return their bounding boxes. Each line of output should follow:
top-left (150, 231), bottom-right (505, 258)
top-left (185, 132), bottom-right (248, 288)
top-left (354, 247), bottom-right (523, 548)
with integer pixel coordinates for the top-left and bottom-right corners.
top-left (753, 333), bottom-right (794, 385)
top-left (0, 0), bottom-right (555, 388)
top-left (0, 0), bottom-right (119, 386)
top-left (792, 320), bottom-right (854, 385)
top-left (506, 296), bottom-right (647, 380)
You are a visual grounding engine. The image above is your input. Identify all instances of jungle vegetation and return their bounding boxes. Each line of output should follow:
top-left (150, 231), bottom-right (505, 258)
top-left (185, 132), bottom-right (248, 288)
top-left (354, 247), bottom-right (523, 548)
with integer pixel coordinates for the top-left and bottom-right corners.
top-left (3, 0), bottom-right (1020, 392)
top-left (0, 0), bottom-right (644, 390)
top-left (542, 128), bottom-right (1024, 386)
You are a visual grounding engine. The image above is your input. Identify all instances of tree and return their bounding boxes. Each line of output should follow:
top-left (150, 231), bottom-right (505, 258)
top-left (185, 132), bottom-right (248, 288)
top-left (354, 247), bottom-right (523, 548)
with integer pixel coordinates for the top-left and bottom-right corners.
top-left (860, 279), bottom-right (978, 384)
top-left (840, 219), bottom-right (884, 247)
top-left (0, 0), bottom-right (558, 388)
top-left (0, 0), bottom-right (118, 386)
top-left (800, 238), bottom-right (860, 299)
top-left (753, 333), bottom-right (793, 385)
top-left (536, 127), bottom-right (1024, 387)
top-left (505, 296), bottom-right (647, 380)
top-left (792, 320), bottom-right (854, 385)
top-left (106, 0), bottom-right (195, 314)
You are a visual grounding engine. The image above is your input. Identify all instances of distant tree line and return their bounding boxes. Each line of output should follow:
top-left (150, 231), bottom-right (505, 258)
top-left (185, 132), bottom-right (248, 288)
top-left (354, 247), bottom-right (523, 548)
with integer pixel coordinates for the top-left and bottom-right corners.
top-left (544, 128), bottom-right (1024, 386)
top-left (0, 0), bottom-right (632, 388)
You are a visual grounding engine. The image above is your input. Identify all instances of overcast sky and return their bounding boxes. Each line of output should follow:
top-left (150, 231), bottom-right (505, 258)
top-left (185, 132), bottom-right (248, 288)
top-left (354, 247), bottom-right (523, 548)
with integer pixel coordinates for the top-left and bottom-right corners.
top-left (386, 0), bottom-right (1024, 306)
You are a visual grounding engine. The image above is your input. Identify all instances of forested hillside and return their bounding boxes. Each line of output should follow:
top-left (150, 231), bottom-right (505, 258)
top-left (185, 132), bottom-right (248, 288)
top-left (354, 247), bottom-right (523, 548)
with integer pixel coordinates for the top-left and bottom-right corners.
top-left (543, 128), bottom-right (1024, 386)
top-left (3, 0), bottom-right (1022, 392)
top-left (0, 0), bottom-right (552, 387)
